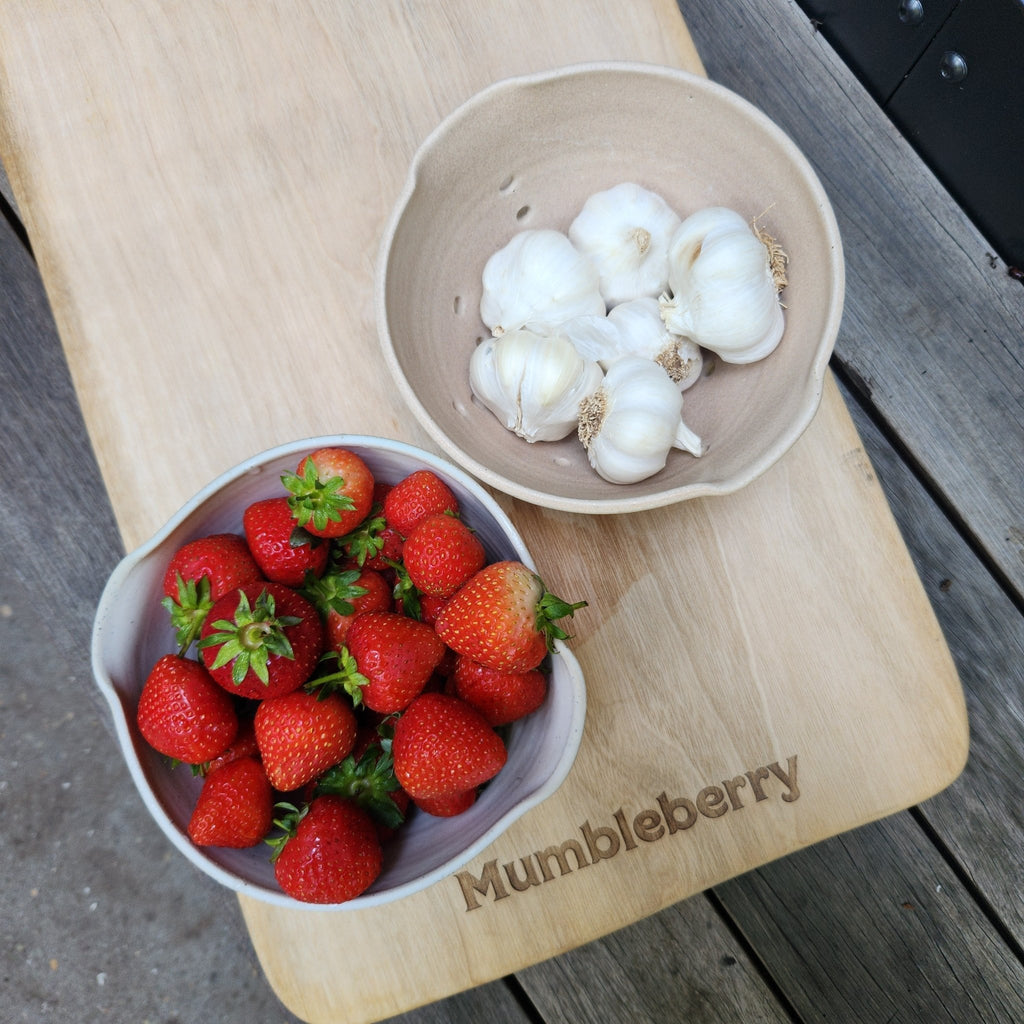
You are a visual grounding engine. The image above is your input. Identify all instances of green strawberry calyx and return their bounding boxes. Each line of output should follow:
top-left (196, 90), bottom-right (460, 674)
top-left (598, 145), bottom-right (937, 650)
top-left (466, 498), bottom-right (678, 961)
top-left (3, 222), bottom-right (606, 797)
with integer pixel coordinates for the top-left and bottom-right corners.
top-left (389, 561), bottom-right (422, 619)
top-left (315, 742), bottom-right (405, 831)
top-left (336, 504), bottom-right (387, 566)
top-left (161, 572), bottom-right (215, 655)
top-left (265, 800), bottom-right (307, 862)
top-left (305, 647), bottom-right (369, 708)
top-left (300, 567), bottom-right (369, 619)
top-left (535, 579), bottom-right (588, 650)
top-left (282, 459), bottom-right (356, 534)
top-left (197, 588), bottom-right (301, 687)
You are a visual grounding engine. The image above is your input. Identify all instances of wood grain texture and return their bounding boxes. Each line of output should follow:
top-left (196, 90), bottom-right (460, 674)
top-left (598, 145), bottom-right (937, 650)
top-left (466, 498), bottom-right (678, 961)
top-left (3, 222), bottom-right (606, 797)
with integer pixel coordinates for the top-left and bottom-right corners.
top-left (0, 2), bottom-right (972, 1023)
top-left (516, 892), bottom-right (794, 1024)
top-left (716, 811), bottom-right (1024, 1023)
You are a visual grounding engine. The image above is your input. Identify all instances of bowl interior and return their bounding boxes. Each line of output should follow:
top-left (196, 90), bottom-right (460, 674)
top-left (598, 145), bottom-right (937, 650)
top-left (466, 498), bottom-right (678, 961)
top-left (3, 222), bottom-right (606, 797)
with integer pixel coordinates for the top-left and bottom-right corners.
top-left (91, 436), bottom-right (585, 910)
top-left (378, 63), bottom-right (843, 512)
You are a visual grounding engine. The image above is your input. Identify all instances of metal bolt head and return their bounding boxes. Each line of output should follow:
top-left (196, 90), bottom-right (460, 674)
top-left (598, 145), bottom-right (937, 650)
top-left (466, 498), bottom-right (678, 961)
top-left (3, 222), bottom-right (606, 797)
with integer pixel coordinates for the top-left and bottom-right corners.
top-left (939, 50), bottom-right (968, 83)
top-left (898, 0), bottom-right (924, 26)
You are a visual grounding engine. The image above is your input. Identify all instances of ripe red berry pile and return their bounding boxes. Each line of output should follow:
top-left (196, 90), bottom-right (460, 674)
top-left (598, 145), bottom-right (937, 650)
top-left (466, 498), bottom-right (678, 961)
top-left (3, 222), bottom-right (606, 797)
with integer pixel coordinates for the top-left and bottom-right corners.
top-left (136, 447), bottom-right (586, 904)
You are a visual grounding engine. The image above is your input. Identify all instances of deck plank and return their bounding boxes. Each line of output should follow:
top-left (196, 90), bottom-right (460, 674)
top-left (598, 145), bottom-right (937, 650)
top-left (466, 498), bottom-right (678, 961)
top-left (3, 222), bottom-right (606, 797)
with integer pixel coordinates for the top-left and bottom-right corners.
top-left (680, 0), bottom-right (1024, 599)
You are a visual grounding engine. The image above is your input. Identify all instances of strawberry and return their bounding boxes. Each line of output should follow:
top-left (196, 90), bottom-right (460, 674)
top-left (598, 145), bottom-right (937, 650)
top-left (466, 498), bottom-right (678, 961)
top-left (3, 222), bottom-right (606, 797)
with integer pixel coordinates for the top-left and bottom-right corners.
top-left (254, 689), bottom-right (358, 791)
top-left (303, 566), bottom-right (392, 648)
top-left (341, 611), bottom-right (446, 713)
top-left (243, 496), bottom-right (329, 586)
top-left (198, 582), bottom-right (325, 700)
top-left (434, 560), bottom-right (586, 673)
top-left (137, 654), bottom-right (238, 764)
top-left (392, 692), bottom-right (507, 800)
top-left (161, 533), bottom-right (264, 652)
top-left (451, 654), bottom-right (548, 725)
top-left (413, 788), bottom-right (477, 817)
top-left (282, 447), bottom-right (375, 539)
top-left (204, 719), bottom-right (260, 774)
top-left (361, 523), bottom-right (404, 572)
top-left (187, 755), bottom-right (273, 848)
top-left (271, 796), bottom-right (382, 904)
top-left (383, 469), bottom-right (459, 537)
top-left (402, 513), bottom-right (486, 599)
top-left (417, 593), bottom-right (450, 627)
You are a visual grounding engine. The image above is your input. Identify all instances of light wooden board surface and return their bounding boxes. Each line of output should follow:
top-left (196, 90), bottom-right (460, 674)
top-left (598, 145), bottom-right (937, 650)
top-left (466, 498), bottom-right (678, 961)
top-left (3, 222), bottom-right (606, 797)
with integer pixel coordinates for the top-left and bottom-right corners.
top-left (0, 2), bottom-right (968, 1023)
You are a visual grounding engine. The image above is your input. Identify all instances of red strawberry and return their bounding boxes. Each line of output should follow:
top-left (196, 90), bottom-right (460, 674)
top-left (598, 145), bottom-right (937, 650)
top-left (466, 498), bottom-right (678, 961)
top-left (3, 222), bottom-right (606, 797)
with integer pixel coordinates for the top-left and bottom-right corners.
top-left (205, 719), bottom-right (260, 774)
top-left (137, 654), bottom-right (238, 764)
top-left (198, 582), bottom-right (325, 700)
top-left (451, 654), bottom-right (548, 725)
top-left (417, 593), bottom-right (450, 627)
top-left (272, 796), bottom-right (382, 904)
top-left (333, 488), bottom-right (401, 570)
top-left (413, 788), bottom-right (477, 817)
top-left (392, 692), bottom-right (507, 800)
top-left (254, 689), bottom-right (358, 791)
top-left (402, 513), bottom-right (486, 599)
top-left (282, 447), bottom-right (375, 539)
top-left (303, 566), bottom-right (392, 649)
top-left (342, 611), bottom-right (446, 713)
top-left (383, 469), bottom-right (459, 537)
top-left (243, 496), bottom-right (329, 586)
top-left (433, 560), bottom-right (586, 673)
top-left (188, 755), bottom-right (273, 848)
top-left (361, 524), bottom-right (404, 572)
top-left (161, 533), bottom-right (264, 652)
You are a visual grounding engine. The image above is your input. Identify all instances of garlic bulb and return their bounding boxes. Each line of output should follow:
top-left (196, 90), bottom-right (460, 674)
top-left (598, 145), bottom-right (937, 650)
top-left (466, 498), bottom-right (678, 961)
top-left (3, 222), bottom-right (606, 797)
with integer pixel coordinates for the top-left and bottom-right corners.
top-left (659, 206), bottom-right (784, 364)
top-left (607, 297), bottom-right (702, 391)
top-left (480, 229), bottom-right (605, 337)
top-left (470, 328), bottom-right (604, 443)
top-left (577, 356), bottom-right (703, 484)
top-left (568, 183), bottom-right (681, 307)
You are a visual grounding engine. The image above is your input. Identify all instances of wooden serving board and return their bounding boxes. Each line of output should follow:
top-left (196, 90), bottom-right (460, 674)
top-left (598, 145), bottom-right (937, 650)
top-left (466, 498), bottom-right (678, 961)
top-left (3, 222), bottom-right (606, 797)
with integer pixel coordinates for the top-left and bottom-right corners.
top-left (0, 3), bottom-right (968, 1023)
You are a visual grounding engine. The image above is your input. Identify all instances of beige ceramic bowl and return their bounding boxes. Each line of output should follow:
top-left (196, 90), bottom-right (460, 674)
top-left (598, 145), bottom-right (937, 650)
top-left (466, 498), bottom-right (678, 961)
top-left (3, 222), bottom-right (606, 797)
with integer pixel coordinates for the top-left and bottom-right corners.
top-left (91, 436), bottom-right (586, 911)
top-left (377, 62), bottom-right (844, 514)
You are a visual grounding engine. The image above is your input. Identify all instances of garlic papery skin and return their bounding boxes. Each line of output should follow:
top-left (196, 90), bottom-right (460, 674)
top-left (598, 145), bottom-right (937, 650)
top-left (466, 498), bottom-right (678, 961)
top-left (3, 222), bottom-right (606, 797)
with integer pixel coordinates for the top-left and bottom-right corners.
top-left (470, 328), bottom-right (604, 443)
top-left (577, 356), bottom-right (703, 484)
top-left (606, 296), bottom-right (703, 391)
top-left (568, 182), bottom-right (681, 307)
top-left (548, 314), bottom-right (625, 365)
top-left (480, 229), bottom-right (606, 337)
top-left (659, 206), bottom-right (784, 364)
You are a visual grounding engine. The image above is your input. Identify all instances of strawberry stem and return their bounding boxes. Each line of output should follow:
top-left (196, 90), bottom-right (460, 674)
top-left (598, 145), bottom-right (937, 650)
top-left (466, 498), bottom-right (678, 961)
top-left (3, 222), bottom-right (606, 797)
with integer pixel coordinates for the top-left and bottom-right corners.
top-left (536, 583), bottom-right (587, 648)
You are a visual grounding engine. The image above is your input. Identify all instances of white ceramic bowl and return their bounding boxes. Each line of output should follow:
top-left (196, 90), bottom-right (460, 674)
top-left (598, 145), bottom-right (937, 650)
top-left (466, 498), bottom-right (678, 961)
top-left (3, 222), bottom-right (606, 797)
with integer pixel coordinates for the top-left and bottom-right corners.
top-left (91, 435), bottom-right (586, 910)
top-left (377, 62), bottom-right (844, 514)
